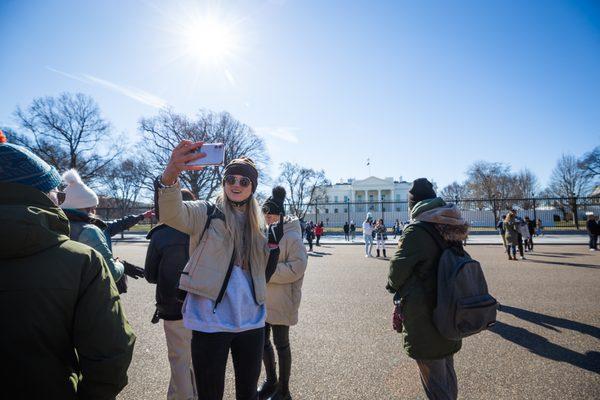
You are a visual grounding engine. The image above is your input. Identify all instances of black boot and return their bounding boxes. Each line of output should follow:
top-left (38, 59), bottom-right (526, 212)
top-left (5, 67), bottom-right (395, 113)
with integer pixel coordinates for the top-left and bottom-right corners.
top-left (269, 342), bottom-right (292, 400)
top-left (258, 381), bottom-right (279, 400)
top-left (383, 249), bottom-right (387, 258)
top-left (376, 249), bottom-right (380, 257)
top-left (259, 338), bottom-right (279, 400)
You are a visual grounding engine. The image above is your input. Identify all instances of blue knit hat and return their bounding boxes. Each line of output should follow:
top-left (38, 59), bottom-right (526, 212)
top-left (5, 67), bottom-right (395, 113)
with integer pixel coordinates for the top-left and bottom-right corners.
top-left (0, 139), bottom-right (62, 193)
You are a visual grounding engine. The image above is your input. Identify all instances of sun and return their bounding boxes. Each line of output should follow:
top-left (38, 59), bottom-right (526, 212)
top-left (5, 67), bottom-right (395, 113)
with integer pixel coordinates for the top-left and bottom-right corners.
top-left (181, 16), bottom-right (238, 65)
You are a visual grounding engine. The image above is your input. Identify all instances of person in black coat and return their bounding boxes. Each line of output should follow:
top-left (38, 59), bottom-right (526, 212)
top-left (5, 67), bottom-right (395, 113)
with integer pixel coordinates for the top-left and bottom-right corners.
top-left (144, 189), bottom-right (197, 400)
top-left (586, 214), bottom-right (599, 251)
top-left (343, 221), bottom-right (350, 241)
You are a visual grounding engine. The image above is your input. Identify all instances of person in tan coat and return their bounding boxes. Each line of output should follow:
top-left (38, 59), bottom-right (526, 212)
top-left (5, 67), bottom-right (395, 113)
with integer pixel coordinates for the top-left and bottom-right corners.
top-left (258, 186), bottom-right (308, 400)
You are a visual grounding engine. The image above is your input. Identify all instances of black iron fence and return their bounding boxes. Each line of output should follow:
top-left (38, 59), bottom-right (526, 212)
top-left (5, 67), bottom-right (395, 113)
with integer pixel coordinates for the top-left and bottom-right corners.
top-left (299, 196), bottom-right (599, 231)
top-left (97, 196), bottom-right (599, 234)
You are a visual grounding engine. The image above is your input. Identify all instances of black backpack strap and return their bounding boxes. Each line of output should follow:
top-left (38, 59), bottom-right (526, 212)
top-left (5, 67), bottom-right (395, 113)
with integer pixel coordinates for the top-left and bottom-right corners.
top-left (198, 202), bottom-right (225, 244)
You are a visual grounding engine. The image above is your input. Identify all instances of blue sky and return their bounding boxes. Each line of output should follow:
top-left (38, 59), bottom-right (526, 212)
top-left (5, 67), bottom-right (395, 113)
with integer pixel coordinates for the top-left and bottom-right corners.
top-left (1, 0), bottom-right (599, 190)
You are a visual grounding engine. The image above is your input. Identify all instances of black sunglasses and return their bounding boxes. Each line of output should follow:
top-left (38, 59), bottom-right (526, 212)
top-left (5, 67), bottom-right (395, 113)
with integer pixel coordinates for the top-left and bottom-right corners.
top-left (223, 175), bottom-right (251, 188)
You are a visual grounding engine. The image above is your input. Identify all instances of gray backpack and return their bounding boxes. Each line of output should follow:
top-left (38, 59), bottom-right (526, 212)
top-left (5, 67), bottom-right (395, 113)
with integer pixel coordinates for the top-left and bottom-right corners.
top-left (413, 222), bottom-right (498, 340)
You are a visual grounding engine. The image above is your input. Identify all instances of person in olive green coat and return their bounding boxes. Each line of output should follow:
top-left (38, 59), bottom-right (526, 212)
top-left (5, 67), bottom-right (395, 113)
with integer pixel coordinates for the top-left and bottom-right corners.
top-left (386, 178), bottom-right (468, 400)
top-left (502, 211), bottom-right (519, 260)
top-left (0, 138), bottom-right (135, 400)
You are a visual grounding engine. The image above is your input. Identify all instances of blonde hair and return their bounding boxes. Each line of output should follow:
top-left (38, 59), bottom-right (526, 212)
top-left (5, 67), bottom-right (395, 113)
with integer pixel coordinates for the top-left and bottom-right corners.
top-left (216, 189), bottom-right (266, 269)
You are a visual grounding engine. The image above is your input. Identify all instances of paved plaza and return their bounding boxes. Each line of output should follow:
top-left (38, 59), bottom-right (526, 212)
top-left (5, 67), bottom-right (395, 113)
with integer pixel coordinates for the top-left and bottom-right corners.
top-left (114, 242), bottom-right (600, 400)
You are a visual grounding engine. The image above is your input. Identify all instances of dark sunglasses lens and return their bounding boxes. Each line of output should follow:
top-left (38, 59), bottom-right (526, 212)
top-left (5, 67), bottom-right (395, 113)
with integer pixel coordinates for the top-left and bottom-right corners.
top-left (224, 175), bottom-right (236, 185)
top-left (57, 192), bottom-right (66, 205)
top-left (262, 205), bottom-right (270, 214)
top-left (239, 177), bottom-right (251, 187)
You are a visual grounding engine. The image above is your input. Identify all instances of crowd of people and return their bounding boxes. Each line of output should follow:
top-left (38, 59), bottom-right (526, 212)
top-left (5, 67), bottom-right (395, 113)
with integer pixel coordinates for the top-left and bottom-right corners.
top-left (1, 136), bottom-right (307, 400)
top-left (1, 130), bottom-right (595, 400)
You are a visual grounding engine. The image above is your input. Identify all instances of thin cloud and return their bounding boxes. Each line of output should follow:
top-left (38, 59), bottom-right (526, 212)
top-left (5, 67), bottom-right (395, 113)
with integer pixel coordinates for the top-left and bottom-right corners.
top-left (256, 126), bottom-right (300, 143)
top-left (46, 66), bottom-right (167, 108)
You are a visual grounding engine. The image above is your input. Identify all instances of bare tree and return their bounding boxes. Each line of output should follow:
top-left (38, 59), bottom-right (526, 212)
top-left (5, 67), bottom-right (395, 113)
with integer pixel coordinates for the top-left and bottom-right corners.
top-left (14, 93), bottom-right (119, 184)
top-left (547, 154), bottom-right (593, 229)
top-left (440, 181), bottom-right (471, 201)
top-left (277, 162), bottom-right (330, 219)
top-left (465, 161), bottom-right (513, 221)
top-left (513, 169), bottom-right (539, 210)
top-left (0, 126), bottom-right (30, 147)
top-left (140, 109), bottom-right (270, 200)
top-left (101, 157), bottom-right (150, 216)
top-left (578, 145), bottom-right (600, 181)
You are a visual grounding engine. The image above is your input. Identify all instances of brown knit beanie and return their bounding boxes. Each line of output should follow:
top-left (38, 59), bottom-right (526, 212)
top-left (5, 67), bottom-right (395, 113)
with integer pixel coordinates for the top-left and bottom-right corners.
top-left (223, 157), bottom-right (258, 193)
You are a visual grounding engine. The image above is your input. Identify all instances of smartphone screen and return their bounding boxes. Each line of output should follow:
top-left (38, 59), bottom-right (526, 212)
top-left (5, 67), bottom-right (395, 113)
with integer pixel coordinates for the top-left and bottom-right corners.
top-left (186, 143), bottom-right (225, 166)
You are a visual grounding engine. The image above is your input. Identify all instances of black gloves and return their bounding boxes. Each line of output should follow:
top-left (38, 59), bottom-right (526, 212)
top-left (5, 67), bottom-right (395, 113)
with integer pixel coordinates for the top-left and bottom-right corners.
top-left (268, 214), bottom-right (285, 245)
top-left (123, 261), bottom-right (145, 279)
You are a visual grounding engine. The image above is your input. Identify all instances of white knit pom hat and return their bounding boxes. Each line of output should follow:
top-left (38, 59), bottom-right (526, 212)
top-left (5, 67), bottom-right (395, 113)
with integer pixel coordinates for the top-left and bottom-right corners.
top-left (60, 169), bottom-right (99, 209)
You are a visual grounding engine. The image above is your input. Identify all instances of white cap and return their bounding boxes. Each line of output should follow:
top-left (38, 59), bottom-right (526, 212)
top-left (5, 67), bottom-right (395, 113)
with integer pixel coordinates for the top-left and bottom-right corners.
top-left (60, 169), bottom-right (99, 209)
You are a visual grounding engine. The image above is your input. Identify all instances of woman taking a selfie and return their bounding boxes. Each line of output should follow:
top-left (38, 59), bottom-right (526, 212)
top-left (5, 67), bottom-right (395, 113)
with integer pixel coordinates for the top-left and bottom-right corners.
top-left (156, 140), bottom-right (283, 400)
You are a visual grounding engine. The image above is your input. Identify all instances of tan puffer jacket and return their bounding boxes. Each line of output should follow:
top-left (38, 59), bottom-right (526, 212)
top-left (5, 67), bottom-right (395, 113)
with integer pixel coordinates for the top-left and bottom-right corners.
top-left (266, 217), bottom-right (308, 326)
top-left (158, 184), bottom-right (271, 304)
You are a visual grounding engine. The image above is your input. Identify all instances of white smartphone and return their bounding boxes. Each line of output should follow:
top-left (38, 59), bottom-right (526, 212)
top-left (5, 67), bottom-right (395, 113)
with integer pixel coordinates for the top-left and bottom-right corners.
top-left (186, 143), bottom-right (225, 166)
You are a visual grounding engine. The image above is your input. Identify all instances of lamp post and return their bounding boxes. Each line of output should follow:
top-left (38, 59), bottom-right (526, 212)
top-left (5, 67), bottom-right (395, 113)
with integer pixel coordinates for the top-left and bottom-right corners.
top-left (532, 192), bottom-right (537, 222)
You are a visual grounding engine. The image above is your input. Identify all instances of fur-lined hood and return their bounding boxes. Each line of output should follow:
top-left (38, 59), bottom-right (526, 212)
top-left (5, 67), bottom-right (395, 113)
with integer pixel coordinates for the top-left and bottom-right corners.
top-left (412, 198), bottom-right (469, 242)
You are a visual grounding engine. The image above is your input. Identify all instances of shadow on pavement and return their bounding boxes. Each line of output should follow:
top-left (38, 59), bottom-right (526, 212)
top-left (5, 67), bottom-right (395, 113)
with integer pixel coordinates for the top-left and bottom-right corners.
top-left (530, 252), bottom-right (591, 257)
top-left (526, 259), bottom-right (600, 270)
top-left (307, 251), bottom-right (332, 258)
top-left (499, 305), bottom-right (600, 339)
top-left (489, 321), bottom-right (600, 374)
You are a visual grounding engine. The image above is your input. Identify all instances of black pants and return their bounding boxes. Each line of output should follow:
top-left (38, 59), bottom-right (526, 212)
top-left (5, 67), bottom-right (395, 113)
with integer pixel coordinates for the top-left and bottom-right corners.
top-left (344, 232), bottom-right (349, 241)
top-left (517, 234), bottom-right (524, 257)
top-left (191, 328), bottom-right (264, 400)
top-left (316, 235), bottom-right (321, 245)
top-left (590, 234), bottom-right (598, 249)
top-left (263, 324), bottom-right (291, 393)
top-left (306, 237), bottom-right (313, 251)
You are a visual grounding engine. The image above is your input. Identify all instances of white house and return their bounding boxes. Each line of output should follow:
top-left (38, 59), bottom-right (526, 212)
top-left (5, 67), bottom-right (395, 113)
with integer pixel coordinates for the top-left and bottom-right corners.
top-left (304, 176), bottom-right (411, 226)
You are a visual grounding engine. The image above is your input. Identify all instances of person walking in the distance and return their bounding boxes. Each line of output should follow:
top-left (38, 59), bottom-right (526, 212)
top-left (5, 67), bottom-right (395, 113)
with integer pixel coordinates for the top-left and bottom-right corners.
top-left (350, 220), bottom-right (356, 242)
top-left (314, 221), bottom-right (324, 246)
top-left (374, 218), bottom-right (387, 258)
top-left (145, 188), bottom-right (198, 400)
top-left (503, 211), bottom-right (519, 261)
top-left (258, 187), bottom-right (308, 400)
top-left (362, 213), bottom-right (374, 257)
top-left (586, 213), bottom-right (599, 251)
top-left (387, 178), bottom-right (467, 400)
top-left (305, 221), bottom-right (315, 252)
top-left (343, 221), bottom-right (350, 242)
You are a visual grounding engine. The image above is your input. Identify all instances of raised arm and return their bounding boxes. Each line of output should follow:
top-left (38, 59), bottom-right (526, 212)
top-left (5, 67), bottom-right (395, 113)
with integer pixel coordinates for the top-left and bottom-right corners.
top-left (157, 140), bottom-right (208, 235)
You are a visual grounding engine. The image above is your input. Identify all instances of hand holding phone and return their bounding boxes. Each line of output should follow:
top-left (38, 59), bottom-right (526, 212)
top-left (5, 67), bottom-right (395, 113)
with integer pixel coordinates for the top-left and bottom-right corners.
top-left (162, 140), bottom-right (207, 185)
top-left (186, 143), bottom-right (225, 166)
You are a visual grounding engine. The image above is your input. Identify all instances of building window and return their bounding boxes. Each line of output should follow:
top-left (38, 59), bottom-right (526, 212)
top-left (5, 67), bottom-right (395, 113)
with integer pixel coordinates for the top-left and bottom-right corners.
top-left (343, 196), bottom-right (349, 202)
top-left (325, 209), bottom-right (329, 214)
top-left (343, 208), bottom-right (347, 212)
top-left (334, 208), bottom-right (338, 213)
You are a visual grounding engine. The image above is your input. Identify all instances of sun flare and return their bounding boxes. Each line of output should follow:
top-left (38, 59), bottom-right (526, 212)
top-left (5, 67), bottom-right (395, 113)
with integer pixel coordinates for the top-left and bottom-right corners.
top-left (181, 16), bottom-right (238, 65)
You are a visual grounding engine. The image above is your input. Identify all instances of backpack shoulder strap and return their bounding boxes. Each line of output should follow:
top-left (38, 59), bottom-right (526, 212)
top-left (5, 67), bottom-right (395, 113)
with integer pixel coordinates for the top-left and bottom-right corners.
top-left (198, 202), bottom-right (225, 244)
